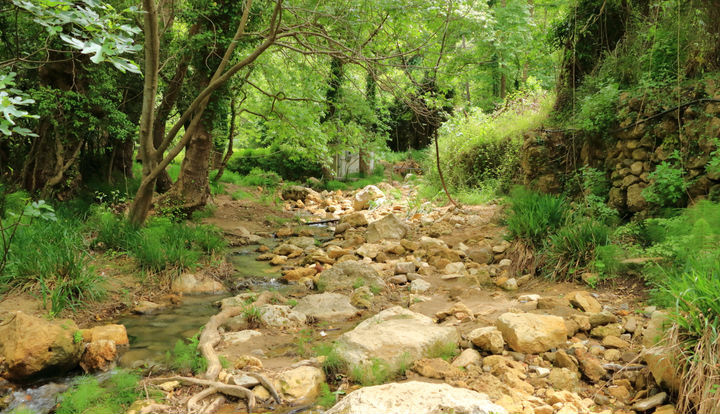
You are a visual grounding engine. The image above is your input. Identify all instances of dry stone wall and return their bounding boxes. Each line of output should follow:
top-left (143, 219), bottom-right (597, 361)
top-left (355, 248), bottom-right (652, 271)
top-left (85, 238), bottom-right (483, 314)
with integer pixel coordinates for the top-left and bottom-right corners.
top-left (520, 78), bottom-right (720, 214)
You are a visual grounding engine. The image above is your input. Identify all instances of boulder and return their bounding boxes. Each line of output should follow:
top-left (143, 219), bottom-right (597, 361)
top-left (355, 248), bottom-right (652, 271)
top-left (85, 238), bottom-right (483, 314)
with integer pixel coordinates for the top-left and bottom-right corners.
top-left (335, 306), bottom-right (459, 367)
top-left (642, 311), bottom-right (670, 348)
top-left (316, 261), bottom-right (385, 292)
top-left (88, 324), bottom-right (129, 346)
top-left (412, 358), bottom-right (461, 379)
top-left (275, 366), bottom-right (325, 402)
top-left (0, 312), bottom-right (83, 381)
top-left (643, 348), bottom-right (681, 392)
top-left (222, 330), bottom-right (262, 345)
top-left (79, 340), bottom-right (117, 373)
top-left (340, 212), bottom-right (368, 227)
top-left (325, 381), bottom-right (507, 414)
top-left (258, 305), bottom-right (306, 329)
top-left (293, 293), bottom-right (358, 321)
top-left (281, 185), bottom-right (311, 201)
top-left (409, 278), bottom-right (431, 293)
top-left (171, 273), bottom-right (227, 295)
top-left (495, 313), bottom-right (567, 354)
top-left (566, 291), bottom-right (602, 313)
top-left (467, 326), bottom-right (505, 354)
top-left (467, 246), bottom-right (493, 264)
top-left (366, 214), bottom-right (409, 243)
top-left (452, 348), bottom-right (482, 368)
top-left (352, 185), bottom-right (384, 210)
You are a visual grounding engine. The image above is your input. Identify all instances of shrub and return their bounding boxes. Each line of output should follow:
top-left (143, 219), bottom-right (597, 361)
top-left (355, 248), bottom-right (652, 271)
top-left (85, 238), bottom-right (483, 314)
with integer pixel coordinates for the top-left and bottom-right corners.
top-left (642, 152), bottom-right (687, 207)
top-left (573, 82), bottom-right (619, 134)
top-left (314, 342), bottom-right (346, 377)
top-left (349, 358), bottom-right (392, 386)
top-left (425, 90), bottom-right (552, 192)
top-left (227, 146), bottom-right (323, 181)
top-left (237, 168), bottom-right (282, 188)
top-left (166, 334), bottom-right (207, 375)
top-left (505, 187), bottom-right (568, 247)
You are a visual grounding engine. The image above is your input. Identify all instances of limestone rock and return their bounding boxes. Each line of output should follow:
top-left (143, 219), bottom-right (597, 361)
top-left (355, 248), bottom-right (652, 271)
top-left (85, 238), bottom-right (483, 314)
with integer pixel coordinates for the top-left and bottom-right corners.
top-left (88, 324), bottom-right (129, 346)
top-left (495, 313), bottom-right (567, 354)
top-left (452, 348), bottom-right (482, 368)
top-left (316, 261), bottom-right (385, 292)
top-left (549, 367), bottom-right (579, 391)
top-left (276, 366), bottom-right (325, 402)
top-left (258, 305), bottom-right (306, 329)
top-left (588, 311), bottom-right (618, 327)
top-left (353, 185), bottom-right (384, 210)
top-left (293, 293), bottom-right (358, 321)
top-left (644, 348), bottom-right (681, 392)
top-left (79, 340), bottom-right (117, 373)
top-left (340, 212), bottom-right (369, 227)
top-left (420, 236), bottom-right (448, 250)
top-left (350, 286), bottom-right (373, 309)
top-left (410, 278), bottom-right (431, 293)
top-left (0, 312), bottom-right (83, 381)
top-left (632, 392), bottom-right (667, 412)
top-left (590, 323), bottom-right (624, 338)
top-left (395, 261), bottom-right (416, 274)
top-left (325, 381), bottom-right (507, 414)
top-left (642, 311), bottom-right (670, 348)
top-left (567, 291), bottom-right (602, 313)
top-left (132, 300), bottom-right (163, 314)
top-left (467, 326), bottom-right (505, 354)
top-left (335, 306), bottom-right (459, 367)
top-left (171, 273), bottom-right (226, 295)
top-left (468, 246), bottom-right (493, 265)
top-left (575, 349), bottom-right (607, 383)
top-left (412, 358), bottom-right (461, 379)
top-left (223, 330), bottom-right (262, 345)
top-left (366, 214), bottom-right (409, 243)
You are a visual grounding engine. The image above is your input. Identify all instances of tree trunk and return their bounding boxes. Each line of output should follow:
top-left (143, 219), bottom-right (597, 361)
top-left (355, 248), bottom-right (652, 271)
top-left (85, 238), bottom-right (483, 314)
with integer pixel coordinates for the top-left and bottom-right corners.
top-left (164, 115), bottom-right (214, 213)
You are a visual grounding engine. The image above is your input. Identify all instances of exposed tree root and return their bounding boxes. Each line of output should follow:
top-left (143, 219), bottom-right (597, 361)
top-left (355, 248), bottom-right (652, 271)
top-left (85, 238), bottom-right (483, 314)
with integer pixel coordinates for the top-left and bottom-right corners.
top-left (153, 302), bottom-right (282, 413)
top-left (199, 305), bottom-right (244, 381)
top-left (248, 372), bottom-right (281, 404)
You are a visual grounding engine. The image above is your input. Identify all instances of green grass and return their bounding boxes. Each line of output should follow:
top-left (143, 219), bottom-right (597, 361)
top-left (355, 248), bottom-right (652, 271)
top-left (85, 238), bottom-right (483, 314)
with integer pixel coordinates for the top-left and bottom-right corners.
top-left (314, 342), bottom-right (347, 377)
top-left (541, 218), bottom-right (610, 280)
top-left (504, 186), bottom-right (568, 247)
top-left (88, 208), bottom-right (226, 273)
top-left (56, 370), bottom-right (142, 414)
top-left (349, 358), bottom-right (393, 386)
top-left (1, 210), bottom-right (105, 316)
top-left (425, 340), bottom-right (459, 361)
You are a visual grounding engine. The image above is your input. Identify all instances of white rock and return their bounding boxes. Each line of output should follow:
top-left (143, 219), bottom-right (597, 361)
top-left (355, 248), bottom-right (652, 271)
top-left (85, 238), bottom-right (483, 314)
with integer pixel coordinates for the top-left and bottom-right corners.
top-left (326, 381), bottom-right (506, 414)
top-left (410, 278), bottom-right (431, 293)
top-left (222, 330), bottom-right (262, 345)
top-left (335, 306), bottom-right (459, 367)
top-left (293, 293), bottom-right (358, 321)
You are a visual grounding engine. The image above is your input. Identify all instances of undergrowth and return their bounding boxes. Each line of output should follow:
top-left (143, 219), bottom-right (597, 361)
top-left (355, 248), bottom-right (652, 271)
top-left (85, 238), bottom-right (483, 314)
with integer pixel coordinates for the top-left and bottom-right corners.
top-left (166, 333), bottom-right (207, 375)
top-left (56, 370), bottom-right (143, 414)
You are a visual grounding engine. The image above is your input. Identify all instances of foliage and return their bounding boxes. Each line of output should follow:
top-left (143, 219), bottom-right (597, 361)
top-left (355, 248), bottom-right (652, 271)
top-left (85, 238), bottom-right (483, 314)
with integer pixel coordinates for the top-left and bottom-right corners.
top-left (317, 383), bottom-right (338, 408)
top-left (426, 90), bottom-right (552, 191)
top-left (56, 370), bottom-right (142, 414)
top-left (234, 168), bottom-right (282, 189)
top-left (227, 146), bottom-right (323, 181)
top-left (166, 334), bottom-right (207, 375)
top-left (504, 187), bottom-right (568, 247)
top-left (642, 152), bottom-right (687, 207)
top-left (573, 82), bottom-right (620, 134)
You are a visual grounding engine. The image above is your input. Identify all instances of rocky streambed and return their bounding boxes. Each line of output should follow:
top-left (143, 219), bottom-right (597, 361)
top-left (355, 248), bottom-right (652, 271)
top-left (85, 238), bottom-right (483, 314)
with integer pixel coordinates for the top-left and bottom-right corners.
top-left (1, 182), bottom-right (679, 414)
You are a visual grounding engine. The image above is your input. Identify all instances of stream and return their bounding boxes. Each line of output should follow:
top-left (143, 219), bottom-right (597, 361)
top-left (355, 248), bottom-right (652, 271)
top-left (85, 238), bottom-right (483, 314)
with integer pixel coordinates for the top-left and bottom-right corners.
top-left (0, 239), bottom-right (292, 414)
